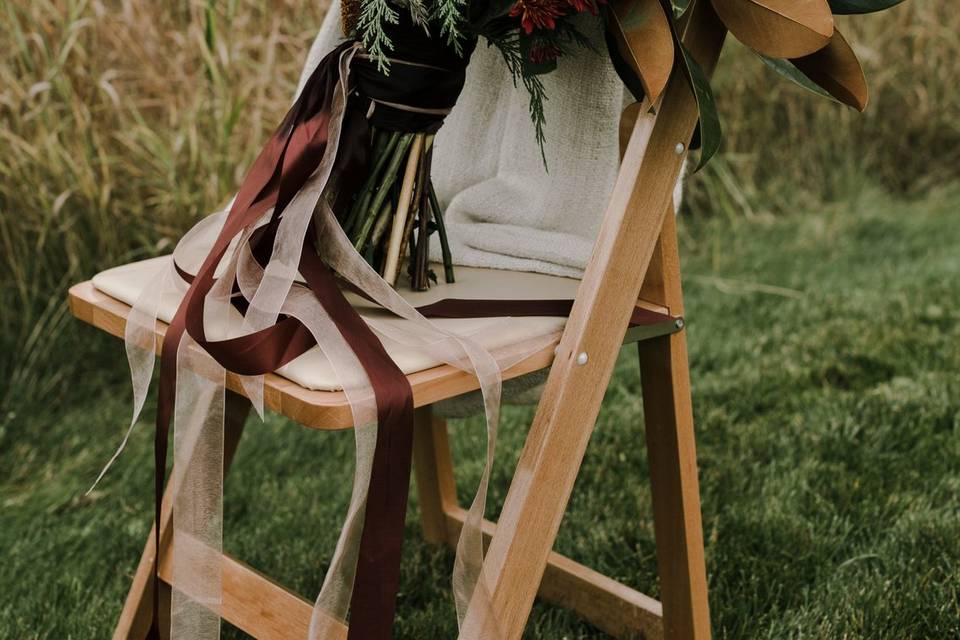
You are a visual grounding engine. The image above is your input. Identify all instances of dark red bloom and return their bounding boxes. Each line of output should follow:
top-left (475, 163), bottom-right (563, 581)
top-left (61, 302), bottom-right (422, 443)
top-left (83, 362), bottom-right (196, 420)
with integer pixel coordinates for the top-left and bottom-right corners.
top-left (529, 42), bottom-right (563, 64)
top-left (566, 0), bottom-right (598, 14)
top-left (509, 0), bottom-right (567, 34)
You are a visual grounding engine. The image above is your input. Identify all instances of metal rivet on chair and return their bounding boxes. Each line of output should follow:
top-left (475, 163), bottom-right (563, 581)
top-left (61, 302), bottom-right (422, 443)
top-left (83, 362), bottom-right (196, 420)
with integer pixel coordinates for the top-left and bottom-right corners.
top-left (675, 142), bottom-right (685, 154)
top-left (576, 352), bottom-right (589, 366)
top-left (675, 318), bottom-right (685, 330)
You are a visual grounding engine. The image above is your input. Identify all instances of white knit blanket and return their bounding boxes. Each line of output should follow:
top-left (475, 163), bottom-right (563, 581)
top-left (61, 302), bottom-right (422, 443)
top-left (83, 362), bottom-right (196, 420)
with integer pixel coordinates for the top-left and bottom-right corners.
top-left (298, 4), bottom-right (683, 279)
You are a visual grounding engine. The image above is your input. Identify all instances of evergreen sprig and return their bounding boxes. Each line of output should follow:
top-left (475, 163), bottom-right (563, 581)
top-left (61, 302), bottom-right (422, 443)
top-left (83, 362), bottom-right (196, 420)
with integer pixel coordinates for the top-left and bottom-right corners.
top-left (357, 0), bottom-right (401, 73)
top-left (487, 29), bottom-right (549, 163)
top-left (433, 0), bottom-right (468, 54)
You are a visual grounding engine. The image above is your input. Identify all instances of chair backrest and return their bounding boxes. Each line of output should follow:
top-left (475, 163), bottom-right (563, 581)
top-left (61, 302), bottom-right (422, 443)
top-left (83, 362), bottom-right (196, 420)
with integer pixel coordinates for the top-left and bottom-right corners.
top-left (619, 101), bottom-right (684, 315)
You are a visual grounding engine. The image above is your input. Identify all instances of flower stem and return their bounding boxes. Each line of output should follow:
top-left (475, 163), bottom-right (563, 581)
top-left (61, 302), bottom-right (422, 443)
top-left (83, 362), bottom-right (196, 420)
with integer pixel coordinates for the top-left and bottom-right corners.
top-left (428, 181), bottom-right (455, 283)
top-left (354, 132), bottom-right (413, 250)
top-left (368, 197), bottom-right (395, 250)
top-left (346, 130), bottom-right (401, 238)
top-left (383, 133), bottom-right (425, 285)
top-left (397, 137), bottom-right (429, 281)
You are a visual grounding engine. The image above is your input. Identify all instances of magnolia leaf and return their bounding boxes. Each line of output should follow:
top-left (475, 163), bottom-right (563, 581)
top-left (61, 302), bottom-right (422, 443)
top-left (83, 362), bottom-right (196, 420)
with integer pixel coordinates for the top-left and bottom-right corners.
top-left (606, 31), bottom-right (647, 102)
top-left (609, 0), bottom-right (674, 103)
top-left (828, 0), bottom-right (907, 14)
top-left (711, 0), bottom-right (834, 59)
top-left (792, 29), bottom-right (868, 110)
top-left (759, 55), bottom-right (836, 101)
top-left (680, 43), bottom-right (721, 171)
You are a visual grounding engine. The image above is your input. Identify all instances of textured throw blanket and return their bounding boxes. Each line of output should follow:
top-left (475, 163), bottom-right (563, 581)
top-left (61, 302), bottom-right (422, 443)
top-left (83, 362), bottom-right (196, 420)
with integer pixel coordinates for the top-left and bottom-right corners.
top-left (298, 2), bottom-right (684, 279)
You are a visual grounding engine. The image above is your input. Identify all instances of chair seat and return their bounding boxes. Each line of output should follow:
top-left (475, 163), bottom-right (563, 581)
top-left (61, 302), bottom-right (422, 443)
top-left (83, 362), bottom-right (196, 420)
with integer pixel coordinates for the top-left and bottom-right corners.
top-left (92, 256), bottom-right (580, 391)
top-left (69, 258), bottom-right (679, 429)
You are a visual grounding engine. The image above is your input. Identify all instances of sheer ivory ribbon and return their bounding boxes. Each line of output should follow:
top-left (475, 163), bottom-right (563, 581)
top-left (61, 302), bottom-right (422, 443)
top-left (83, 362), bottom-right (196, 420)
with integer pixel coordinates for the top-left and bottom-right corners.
top-left (96, 41), bottom-right (563, 639)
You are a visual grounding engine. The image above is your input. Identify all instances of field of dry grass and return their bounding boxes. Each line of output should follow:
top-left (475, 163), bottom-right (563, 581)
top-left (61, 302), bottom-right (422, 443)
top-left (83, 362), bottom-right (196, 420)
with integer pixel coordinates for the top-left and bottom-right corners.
top-left (1, 0), bottom-right (327, 411)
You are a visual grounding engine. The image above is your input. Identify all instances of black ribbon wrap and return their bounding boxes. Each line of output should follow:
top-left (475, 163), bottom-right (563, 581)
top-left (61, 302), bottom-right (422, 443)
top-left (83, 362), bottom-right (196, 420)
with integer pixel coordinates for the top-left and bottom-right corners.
top-left (350, 12), bottom-right (478, 133)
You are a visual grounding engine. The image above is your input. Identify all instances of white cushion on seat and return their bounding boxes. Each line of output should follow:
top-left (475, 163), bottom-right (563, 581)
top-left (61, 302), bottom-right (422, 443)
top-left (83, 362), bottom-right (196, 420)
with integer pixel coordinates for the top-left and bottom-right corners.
top-left (92, 257), bottom-right (577, 391)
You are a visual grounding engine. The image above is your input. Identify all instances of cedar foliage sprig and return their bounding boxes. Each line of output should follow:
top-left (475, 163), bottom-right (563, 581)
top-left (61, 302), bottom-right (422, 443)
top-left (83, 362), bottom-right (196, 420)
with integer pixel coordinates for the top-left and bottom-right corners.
top-left (433, 0), bottom-right (468, 54)
top-left (485, 17), bottom-right (598, 165)
top-left (356, 0), bottom-right (400, 73)
top-left (484, 27), bottom-right (549, 156)
top-left (403, 0), bottom-right (431, 28)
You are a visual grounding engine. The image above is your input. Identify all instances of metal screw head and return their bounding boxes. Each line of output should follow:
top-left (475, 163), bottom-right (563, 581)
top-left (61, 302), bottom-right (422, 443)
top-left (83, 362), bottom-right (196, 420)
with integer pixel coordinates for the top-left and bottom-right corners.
top-left (675, 318), bottom-right (685, 330)
top-left (675, 142), bottom-right (686, 155)
top-left (576, 352), bottom-right (589, 366)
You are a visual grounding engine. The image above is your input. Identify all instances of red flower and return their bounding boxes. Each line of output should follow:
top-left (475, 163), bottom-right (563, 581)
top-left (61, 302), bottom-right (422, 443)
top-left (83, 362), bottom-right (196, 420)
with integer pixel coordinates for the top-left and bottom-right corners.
top-left (509, 0), bottom-right (566, 34)
top-left (566, 0), bottom-right (598, 14)
top-left (529, 42), bottom-right (562, 64)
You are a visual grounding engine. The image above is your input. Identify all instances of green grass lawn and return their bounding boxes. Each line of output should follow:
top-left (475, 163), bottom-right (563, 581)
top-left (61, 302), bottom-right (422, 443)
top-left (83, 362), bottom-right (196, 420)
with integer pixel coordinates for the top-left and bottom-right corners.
top-left (2, 187), bottom-right (959, 639)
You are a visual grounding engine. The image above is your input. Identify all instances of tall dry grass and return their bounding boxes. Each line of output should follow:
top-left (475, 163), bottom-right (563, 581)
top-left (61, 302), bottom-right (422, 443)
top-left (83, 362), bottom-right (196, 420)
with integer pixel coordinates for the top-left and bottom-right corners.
top-left (0, 0), bottom-right (955, 416)
top-left (0, 0), bottom-right (327, 415)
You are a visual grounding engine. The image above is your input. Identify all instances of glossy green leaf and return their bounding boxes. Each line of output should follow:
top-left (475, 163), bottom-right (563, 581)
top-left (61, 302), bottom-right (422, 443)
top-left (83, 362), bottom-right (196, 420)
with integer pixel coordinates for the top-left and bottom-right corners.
top-left (828, 0), bottom-right (907, 14)
top-left (680, 43), bottom-right (722, 171)
top-left (655, 0), bottom-right (721, 168)
top-left (759, 54), bottom-right (836, 102)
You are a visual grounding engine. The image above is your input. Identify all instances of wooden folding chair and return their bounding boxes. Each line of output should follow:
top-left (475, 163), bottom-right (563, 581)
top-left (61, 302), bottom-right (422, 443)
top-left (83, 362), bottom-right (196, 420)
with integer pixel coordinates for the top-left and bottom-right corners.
top-left (67, 3), bottom-right (725, 638)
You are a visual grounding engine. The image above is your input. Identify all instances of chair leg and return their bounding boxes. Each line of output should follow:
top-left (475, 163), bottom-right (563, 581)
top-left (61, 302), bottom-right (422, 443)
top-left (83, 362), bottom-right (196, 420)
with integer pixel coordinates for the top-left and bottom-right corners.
top-left (637, 334), bottom-right (711, 640)
top-left (412, 406), bottom-right (458, 545)
top-left (112, 519), bottom-right (170, 640)
top-left (113, 391), bottom-right (251, 640)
